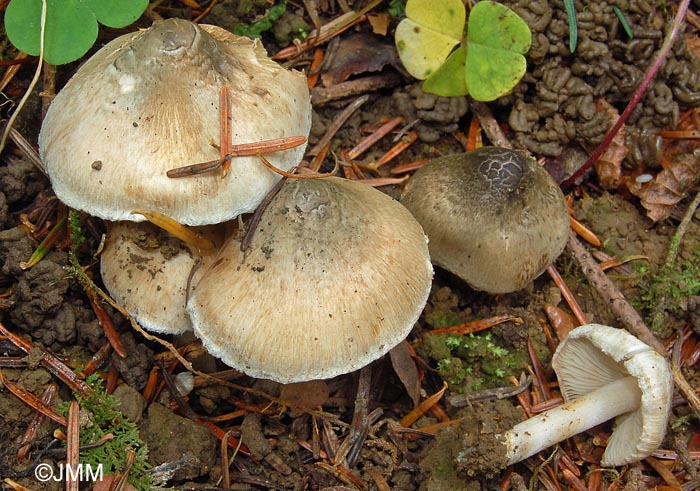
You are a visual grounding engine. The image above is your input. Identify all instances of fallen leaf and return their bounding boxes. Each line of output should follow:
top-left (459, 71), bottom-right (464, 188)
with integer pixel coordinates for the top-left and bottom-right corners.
top-left (321, 33), bottom-right (404, 86)
top-left (280, 380), bottom-right (330, 410)
top-left (593, 98), bottom-right (628, 189)
top-left (628, 150), bottom-right (699, 221)
top-left (367, 13), bottom-right (390, 36)
top-left (389, 340), bottom-right (421, 406)
top-left (628, 109), bottom-right (700, 221)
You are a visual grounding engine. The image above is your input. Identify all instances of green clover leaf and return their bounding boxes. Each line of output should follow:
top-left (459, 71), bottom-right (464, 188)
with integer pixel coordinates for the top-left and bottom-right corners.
top-left (463, 1), bottom-right (531, 101)
top-left (395, 0), bottom-right (531, 101)
top-left (5, 0), bottom-right (148, 65)
top-left (394, 0), bottom-right (465, 80)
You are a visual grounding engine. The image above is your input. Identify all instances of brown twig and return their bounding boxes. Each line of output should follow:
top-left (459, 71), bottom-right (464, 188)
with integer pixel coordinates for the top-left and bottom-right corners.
top-left (469, 99), bottom-right (511, 149)
top-left (308, 95), bottom-right (369, 157)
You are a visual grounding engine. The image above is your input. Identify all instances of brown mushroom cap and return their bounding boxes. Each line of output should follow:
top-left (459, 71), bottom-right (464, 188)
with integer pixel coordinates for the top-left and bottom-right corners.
top-left (187, 177), bottom-right (433, 383)
top-left (401, 147), bottom-right (569, 293)
top-left (39, 18), bottom-right (311, 226)
top-left (100, 221), bottom-right (225, 334)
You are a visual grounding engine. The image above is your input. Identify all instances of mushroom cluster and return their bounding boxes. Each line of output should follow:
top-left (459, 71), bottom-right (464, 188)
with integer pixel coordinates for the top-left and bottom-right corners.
top-left (401, 146), bottom-right (570, 293)
top-left (39, 18), bottom-right (311, 336)
top-left (40, 18), bottom-right (434, 383)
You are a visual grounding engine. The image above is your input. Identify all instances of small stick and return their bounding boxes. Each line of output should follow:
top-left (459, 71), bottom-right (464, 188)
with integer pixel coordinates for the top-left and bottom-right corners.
top-left (470, 100), bottom-right (511, 149)
top-left (569, 216), bottom-right (601, 247)
top-left (158, 360), bottom-right (198, 420)
top-left (357, 176), bottom-right (409, 187)
top-left (257, 154), bottom-right (337, 179)
top-left (400, 382), bottom-right (447, 427)
top-left (76, 341), bottom-right (113, 379)
top-left (347, 117), bottom-right (403, 160)
top-left (362, 130), bottom-right (417, 172)
top-left (0, 368), bottom-right (67, 426)
top-left (131, 209), bottom-right (216, 251)
top-left (165, 136), bottom-right (307, 178)
top-left (240, 175), bottom-right (288, 253)
top-left (546, 264), bottom-right (588, 326)
top-left (219, 86), bottom-right (233, 177)
top-left (390, 159), bottom-right (429, 175)
top-left (308, 95), bottom-right (369, 157)
top-left (420, 314), bottom-right (522, 337)
top-left (0, 321), bottom-right (92, 395)
top-left (311, 73), bottom-right (404, 105)
top-left (66, 401), bottom-right (80, 491)
top-left (84, 286), bottom-right (128, 358)
top-left (16, 383), bottom-right (58, 461)
top-left (9, 128), bottom-right (46, 175)
top-left (307, 48), bottom-right (324, 89)
top-left (527, 337), bottom-right (550, 400)
top-left (272, 4), bottom-right (379, 60)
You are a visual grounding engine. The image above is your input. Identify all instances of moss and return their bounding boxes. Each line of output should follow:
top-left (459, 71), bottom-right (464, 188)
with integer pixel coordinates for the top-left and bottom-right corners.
top-left (418, 332), bottom-right (528, 393)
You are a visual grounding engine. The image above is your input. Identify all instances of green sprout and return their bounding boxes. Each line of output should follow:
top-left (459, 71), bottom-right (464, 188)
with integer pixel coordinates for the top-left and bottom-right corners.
top-left (233, 0), bottom-right (287, 39)
top-left (395, 0), bottom-right (531, 101)
top-left (5, 0), bottom-right (148, 65)
top-left (59, 374), bottom-right (156, 491)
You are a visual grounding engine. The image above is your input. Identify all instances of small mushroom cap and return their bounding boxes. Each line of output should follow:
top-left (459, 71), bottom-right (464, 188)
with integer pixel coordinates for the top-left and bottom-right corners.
top-left (100, 221), bottom-right (225, 335)
top-left (187, 177), bottom-right (433, 383)
top-left (552, 324), bottom-right (672, 466)
top-left (40, 18), bottom-right (311, 225)
top-left (401, 147), bottom-right (569, 293)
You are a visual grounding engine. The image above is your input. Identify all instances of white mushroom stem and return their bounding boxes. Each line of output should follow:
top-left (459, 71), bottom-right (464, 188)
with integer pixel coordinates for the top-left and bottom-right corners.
top-left (504, 376), bottom-right (642, 465)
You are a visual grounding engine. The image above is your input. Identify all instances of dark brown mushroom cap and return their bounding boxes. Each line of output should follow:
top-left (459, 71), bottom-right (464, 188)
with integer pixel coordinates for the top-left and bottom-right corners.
top-left (187, 177), bottom-right (433, 383)
top-left (401, 147), bottom-right (569, 293)
top-left (39, 18), bottom-right (310, 226)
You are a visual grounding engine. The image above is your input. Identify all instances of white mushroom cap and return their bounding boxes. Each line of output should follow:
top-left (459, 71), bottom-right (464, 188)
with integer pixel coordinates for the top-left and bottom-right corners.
top-left (552, 324), bottom-right (672, 466)
top-left (39, 18), bottom-right (311, 226)
top-left (187, 177), bottom-right (433, 383)
top-left (498, 324), bottom-right (672, 467)
top-left (100, 221), bottom-right (226, 334)
top-left (401, 147), bottom-right (569, 293)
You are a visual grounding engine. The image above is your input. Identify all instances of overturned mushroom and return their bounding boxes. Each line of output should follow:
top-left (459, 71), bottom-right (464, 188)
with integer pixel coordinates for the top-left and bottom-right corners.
top-left (401, 147), bottom-right (569, 293)
top-left (458, 324), bottom-right (672, 472)
top-left (39, 18), bottom-right (311, 226)
top-left (187, 177), bottom-right (433, 383)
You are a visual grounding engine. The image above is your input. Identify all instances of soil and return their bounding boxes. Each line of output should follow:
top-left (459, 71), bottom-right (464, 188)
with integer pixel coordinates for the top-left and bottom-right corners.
top-left (2, 1), bottom-right (700, 491)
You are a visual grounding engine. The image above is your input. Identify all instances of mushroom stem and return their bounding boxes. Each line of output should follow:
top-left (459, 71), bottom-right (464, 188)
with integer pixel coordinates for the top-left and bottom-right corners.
top-left (504, 376), bottom-right (642, 465)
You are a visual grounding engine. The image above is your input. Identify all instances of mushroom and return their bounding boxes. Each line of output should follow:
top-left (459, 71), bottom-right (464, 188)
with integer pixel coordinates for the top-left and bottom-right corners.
top-left (100, 221), bottom-right (228, 334)
top-left (476, 324), bottom-right (672, 468)
top-left (401, 147), bottom-right (569, 293)
top-left (39, 18), bottom-right (311, 226)
top-left (187, 177), bottom-right (433, 383)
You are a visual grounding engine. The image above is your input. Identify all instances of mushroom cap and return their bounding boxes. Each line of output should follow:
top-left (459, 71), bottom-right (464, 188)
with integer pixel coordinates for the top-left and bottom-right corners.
top-left (39, 18), bottom-right (311, 226)
top-left (187, 177), bottom-right (433, 383)
top-left (400, 147), bottom-right (569, 293)
top-left (100, 221), bottom-right (225, 335)
top-left (552, 324), bottom-right (672, 466)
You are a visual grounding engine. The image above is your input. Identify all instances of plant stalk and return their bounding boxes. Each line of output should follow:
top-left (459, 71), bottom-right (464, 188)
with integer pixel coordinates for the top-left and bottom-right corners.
top-left (561, 0), bottom-right (691, 190)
